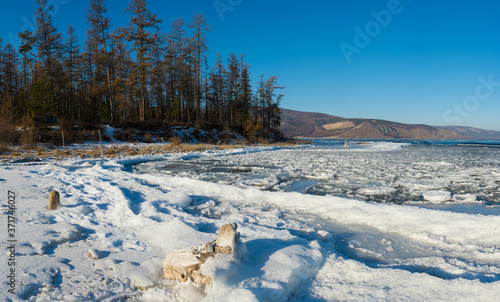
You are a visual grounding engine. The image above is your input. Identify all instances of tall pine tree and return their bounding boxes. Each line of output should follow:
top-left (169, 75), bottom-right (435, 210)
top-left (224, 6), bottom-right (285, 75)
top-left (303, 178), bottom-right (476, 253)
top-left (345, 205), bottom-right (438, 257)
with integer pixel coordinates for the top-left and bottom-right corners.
top-left (125, 0), bottom-right (162, 121)
top-left (34, 0), bottom-right (63, 118)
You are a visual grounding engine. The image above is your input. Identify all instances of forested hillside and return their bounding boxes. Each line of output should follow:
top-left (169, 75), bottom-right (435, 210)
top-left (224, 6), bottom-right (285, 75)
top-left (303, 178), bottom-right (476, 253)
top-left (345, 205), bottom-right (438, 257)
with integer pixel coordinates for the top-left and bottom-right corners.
top-left (0, 0), bottom-right (284, 144)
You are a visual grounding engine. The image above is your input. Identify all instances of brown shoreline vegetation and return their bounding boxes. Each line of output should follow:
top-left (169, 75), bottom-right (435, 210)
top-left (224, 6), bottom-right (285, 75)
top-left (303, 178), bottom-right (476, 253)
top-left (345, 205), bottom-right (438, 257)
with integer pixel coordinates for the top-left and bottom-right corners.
top-left (0, 139), bottom-right (308, 162)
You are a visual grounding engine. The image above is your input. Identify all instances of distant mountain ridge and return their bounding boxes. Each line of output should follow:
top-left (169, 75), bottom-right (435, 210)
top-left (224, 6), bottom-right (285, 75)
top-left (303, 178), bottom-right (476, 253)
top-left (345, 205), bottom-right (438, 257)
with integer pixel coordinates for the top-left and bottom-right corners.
top-left (280, 108), bottom-right (500, 139)
top-left (435, 125), bottom-right (500, 140)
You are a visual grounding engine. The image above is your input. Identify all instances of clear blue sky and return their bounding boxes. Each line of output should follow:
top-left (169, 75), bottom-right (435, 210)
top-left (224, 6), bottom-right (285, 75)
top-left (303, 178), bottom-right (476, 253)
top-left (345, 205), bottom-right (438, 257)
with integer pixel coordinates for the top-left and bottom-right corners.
top-left (1, 0), bottom-right (500, 130)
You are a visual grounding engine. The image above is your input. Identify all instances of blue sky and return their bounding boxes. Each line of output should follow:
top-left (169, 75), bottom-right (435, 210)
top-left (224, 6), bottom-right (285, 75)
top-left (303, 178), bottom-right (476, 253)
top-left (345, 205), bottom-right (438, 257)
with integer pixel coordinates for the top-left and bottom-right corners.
top-left (1, 0), bottom-right (500, 130)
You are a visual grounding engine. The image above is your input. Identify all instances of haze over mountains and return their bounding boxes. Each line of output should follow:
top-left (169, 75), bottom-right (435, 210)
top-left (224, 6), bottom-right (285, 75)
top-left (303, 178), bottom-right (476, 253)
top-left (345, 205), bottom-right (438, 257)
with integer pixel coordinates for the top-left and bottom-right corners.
top-left (280, 109), bottom-right (500, 140)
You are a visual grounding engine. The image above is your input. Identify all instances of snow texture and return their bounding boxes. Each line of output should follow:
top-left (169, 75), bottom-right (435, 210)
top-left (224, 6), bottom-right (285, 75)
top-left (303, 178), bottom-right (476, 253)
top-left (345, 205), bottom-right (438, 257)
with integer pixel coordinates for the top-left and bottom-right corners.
top-left (0, 140), bottom-right (499, 301)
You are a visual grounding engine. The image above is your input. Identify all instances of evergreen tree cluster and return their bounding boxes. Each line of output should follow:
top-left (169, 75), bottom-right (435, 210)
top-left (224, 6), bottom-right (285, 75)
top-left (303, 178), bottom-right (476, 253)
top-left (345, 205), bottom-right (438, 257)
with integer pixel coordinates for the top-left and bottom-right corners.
top-left (0, 0), bottom-right (284, 143)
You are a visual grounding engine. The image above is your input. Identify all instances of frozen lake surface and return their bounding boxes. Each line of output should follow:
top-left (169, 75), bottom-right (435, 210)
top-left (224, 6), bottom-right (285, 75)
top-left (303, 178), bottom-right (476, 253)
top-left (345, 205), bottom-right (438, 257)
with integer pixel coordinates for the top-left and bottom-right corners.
top-left (134, 139), bottom-right (500, 211)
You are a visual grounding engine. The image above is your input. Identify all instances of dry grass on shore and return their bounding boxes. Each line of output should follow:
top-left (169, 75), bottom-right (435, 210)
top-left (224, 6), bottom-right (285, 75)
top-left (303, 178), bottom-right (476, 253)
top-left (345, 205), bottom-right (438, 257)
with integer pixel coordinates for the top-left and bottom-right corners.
top-left (0, 140), bottom-right (308, 162)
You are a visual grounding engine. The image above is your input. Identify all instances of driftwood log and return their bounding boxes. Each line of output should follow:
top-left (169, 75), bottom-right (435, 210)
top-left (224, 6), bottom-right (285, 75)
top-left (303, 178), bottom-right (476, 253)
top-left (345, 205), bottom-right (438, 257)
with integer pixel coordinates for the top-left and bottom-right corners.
top-left (163, 223), bottom-right (240, 285)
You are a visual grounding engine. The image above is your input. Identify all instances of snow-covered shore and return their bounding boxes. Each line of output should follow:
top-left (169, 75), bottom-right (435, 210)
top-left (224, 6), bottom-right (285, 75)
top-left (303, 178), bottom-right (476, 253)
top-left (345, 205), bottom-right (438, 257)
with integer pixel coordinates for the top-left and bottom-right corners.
top-left (1, 144), bottom-right (500, 301)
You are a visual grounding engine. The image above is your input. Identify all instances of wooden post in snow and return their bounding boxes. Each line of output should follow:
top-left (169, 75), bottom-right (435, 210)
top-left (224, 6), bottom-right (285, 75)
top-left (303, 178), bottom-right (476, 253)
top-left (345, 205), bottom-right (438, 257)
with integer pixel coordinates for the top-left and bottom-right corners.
top-left (48, 191), bottom-right (60, 210)
top-left (98, 129), bottom-right (104, 159)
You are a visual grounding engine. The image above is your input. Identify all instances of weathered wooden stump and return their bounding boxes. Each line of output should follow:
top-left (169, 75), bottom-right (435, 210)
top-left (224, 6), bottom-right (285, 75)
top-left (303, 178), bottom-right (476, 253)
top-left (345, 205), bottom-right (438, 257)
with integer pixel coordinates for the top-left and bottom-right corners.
top-left (214, 222), bottom-right (239, 254)
top-left (163, 223), bottom-right (240, 285)
top-left (163, 251), bottom-right (212, 285)
top-left (48, 191), bottom-right (60, 210)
